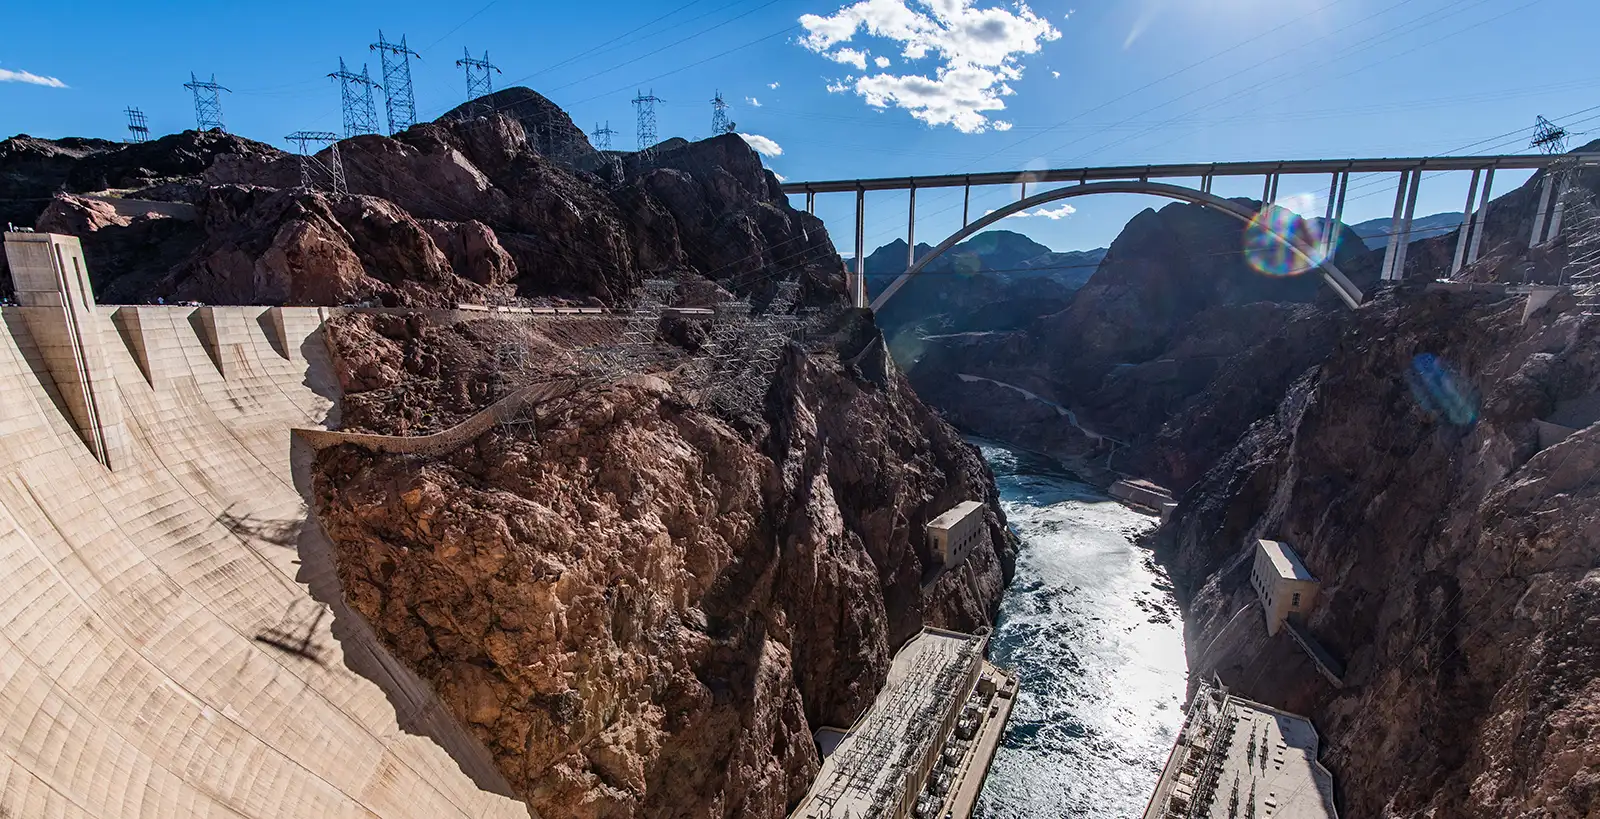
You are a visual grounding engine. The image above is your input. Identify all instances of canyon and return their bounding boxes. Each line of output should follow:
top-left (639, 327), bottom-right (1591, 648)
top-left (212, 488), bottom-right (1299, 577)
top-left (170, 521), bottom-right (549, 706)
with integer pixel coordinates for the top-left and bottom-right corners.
top-left (2, 78), bottom-right (1598, 819)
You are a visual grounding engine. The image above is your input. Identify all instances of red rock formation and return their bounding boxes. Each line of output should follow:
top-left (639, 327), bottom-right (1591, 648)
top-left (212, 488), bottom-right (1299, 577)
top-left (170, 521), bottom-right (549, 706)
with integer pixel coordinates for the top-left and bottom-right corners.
top-left (313, 308), bottom-right (1010, 818)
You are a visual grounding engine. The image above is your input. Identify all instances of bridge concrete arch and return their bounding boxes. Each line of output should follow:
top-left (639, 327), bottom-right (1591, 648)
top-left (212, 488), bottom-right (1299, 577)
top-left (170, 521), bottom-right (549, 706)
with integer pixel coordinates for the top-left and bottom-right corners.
top-left (868, 180), bottom-right (1366, 312)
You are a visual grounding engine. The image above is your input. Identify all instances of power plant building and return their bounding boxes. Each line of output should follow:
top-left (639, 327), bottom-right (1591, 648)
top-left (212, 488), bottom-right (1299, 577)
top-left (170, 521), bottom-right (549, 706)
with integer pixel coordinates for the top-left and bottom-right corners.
top-left (1143, 681), bottom-right (1338, 819)
top-left (790, 627), bottom-right (1016, 819)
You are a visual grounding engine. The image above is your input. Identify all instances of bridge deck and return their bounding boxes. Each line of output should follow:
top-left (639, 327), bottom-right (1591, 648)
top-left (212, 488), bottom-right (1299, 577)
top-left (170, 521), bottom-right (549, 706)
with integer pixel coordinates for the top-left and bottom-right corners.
top-left (780, 152), bottom-right (1600, 194)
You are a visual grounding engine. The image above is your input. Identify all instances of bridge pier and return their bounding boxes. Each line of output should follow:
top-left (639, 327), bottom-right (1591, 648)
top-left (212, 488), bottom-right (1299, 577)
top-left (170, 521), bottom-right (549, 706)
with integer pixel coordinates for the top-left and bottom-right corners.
top-left (1321, 171), bottom-right (1349, 258)
top-left (853, 186), bottom-right (867, 308)
top-left (1381, 169), bottom-right (1422, 281)
top-left (907, 184), bottom-right (917, 271)
top-left (1450, 169), bottom-right (1483, 275)
top-left (805, 191), bottom-right (815, 214)
top-left (1466, 167), bottom-right (1495, 266)
top-left (1261, 173), bottom-right (1280, 206)
top-left (1530, 172), bottom-right (1556, 248)
top-left (962, 183), bottom-right (970, 227)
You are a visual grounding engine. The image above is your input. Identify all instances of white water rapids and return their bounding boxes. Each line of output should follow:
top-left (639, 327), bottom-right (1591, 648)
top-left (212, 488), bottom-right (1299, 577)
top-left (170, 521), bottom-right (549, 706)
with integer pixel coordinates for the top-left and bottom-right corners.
top-left (972, 440), bottom-right (1189, 818)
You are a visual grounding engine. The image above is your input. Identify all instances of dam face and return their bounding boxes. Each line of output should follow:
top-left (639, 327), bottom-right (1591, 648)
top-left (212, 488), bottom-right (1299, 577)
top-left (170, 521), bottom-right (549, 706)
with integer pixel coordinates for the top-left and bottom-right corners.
top-left (0, 233), bottom-right (526, 817)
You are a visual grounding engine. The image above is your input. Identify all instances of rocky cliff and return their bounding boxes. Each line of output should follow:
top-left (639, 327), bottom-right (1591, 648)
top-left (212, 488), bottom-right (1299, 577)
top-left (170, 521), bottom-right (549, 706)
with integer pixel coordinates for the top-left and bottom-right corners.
top-left (904, 199), bottom-right (1376, 486)
top-left (313, 307), bottom-right (1009, 819)
top-left (862, 230), bottom-right (1107, 352)
top-left (1154, 156), bottom-right (1600, 818)
top-left (1164, 285), bottom-right (1599, 817)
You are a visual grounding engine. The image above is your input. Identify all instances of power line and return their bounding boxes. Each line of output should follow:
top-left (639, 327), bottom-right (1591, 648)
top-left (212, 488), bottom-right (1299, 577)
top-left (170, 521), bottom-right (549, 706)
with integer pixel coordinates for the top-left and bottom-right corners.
top-left (328, 58), bottom-right (383, 139)
top-left (283, 131), bottom-right (347, 194)
top-left (513, 0), bottom-right (710, 82)
top-left (124, 107), bottom-right (149, 144)
top-left (371, 31), bottom-right (422, 135)
top-left (455, 47), bottom-right (502, 114)
top-left (633, 89), bottom-right (663, 160)
top-left (182, 72), bottom-right (229, 132)
top-left (710, 90), bottom-right (734, 137)
top-left (1531, 115), bottom-right (1570, 154)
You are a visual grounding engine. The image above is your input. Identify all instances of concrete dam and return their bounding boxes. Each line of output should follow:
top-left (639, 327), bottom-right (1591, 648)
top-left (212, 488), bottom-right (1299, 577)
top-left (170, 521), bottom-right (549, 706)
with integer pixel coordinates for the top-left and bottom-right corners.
top-left (0, 232), bottom-right (528, 818)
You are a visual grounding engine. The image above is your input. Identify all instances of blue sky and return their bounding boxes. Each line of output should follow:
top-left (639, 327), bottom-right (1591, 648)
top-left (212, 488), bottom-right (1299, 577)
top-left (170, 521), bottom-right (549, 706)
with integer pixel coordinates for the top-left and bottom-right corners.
top-left (4, 0), bottom-right (1598, 253)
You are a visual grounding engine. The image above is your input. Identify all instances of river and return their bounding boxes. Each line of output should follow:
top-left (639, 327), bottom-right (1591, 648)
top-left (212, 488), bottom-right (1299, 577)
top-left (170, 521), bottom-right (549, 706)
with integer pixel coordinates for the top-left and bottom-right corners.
top-left (972, 441), bottom-right (1189, 819)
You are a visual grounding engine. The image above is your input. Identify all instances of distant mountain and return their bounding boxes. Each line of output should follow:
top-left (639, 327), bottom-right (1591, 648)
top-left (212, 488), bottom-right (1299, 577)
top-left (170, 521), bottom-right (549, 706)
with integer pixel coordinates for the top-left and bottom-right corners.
top-left (1349, 212), bottom-right (1464, 250)
top-left (862, 230), bottom-right (1108, 352)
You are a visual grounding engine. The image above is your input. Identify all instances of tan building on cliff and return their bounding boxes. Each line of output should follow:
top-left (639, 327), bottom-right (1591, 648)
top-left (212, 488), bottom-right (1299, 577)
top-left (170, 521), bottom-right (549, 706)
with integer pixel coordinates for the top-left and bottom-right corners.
top-left (927, 500), bottom-right (985, 567)
top-left (1251, 539), bottom-right (1321, 636)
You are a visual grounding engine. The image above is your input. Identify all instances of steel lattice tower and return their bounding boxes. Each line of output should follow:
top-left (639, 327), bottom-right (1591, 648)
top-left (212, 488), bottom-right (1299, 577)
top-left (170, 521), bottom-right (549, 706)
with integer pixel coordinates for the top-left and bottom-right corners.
top-left (1532, 116), bottom-right (1570, 154)
top-left (124, 107), bottom-right (150, 143)
top-left (633, 89), bottom-right (662, 160)
top-left (593, 121), bottom-right (617, 151)
top-left (710, 91), bottom-right (734, 136)
top-left (370, 31), bottom-right (421, 135)
top-left (455, 48), bottom-right (502, 114)
top-left (284, 131), bottom-right (347, 194)
top-left (328, 59), bottom-right (383, 139)
top-left (183, 73), bottom-right (230, 132)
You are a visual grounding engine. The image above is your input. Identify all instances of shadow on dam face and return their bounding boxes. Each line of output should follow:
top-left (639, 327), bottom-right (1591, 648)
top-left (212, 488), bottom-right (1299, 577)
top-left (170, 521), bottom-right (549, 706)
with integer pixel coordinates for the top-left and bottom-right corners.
top-left (0, 233), bottom-right (531, 818)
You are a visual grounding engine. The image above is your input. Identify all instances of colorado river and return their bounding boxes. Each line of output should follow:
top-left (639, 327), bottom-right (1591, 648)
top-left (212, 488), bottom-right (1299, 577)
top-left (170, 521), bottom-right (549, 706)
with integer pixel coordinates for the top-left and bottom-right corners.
top-left (973, 441), bottom-right (1189, 818)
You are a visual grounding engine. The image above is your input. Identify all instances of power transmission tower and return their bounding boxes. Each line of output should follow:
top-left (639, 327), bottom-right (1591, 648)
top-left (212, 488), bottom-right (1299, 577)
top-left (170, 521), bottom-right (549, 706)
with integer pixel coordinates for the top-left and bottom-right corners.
top-left (633, 89), bottom-right (662, 161)
top-left (328, 58), bottom-right (383, 139)
top-left (371, 31), bottom-right (421, 134)
top-left (183, 72), bottom-right (230, 132)
top-left (710, 91), bottom-right (735, 136)
top-left (124, 107), bottom-right (150, 143)
top-left (284, 131), bottom-right (347, 194)
top-left (1532, 115), bottom-right (1570, 154)
top-left (593, 121), bottom-right (617, 151)
top-left (455, 48), bottom-right (502, 114)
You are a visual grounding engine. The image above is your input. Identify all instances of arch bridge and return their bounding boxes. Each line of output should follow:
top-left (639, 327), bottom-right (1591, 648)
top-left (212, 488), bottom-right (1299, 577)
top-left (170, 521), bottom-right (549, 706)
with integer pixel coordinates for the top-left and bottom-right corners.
top-left (780, 153), bottom-right (1600, 311)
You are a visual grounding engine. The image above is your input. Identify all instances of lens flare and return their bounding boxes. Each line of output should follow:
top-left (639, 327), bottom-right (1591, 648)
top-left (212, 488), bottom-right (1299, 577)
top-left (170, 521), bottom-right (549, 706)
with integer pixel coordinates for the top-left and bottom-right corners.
top-left (1406, 353), bottom-right (1479, 427)
top-left (1242, 194), bottom-right (1330, 278)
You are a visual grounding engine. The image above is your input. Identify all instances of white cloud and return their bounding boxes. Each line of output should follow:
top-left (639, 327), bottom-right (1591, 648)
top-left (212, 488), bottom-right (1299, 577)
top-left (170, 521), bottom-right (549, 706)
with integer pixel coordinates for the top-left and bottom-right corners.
top-left (746, 96), bottom-right (763, 107)
top-left (1010, 203), bottom-right (1077, 219)
top-left (993, 120), bottom-right (1013, 131)
top-left (875, 55), bottom-right (891, 68)
top-left (0, 67), bottom-right (68, 88)
top-left (769, 81), bottom-right (781, 89)
top-left (738, 133), bottom-right (784, 157)
top-left (829, 47), bottom-right (870, 70)
top-left (1052, 70), bottom-right (1060, 78)
top-left (797, 0), bottom-right (1061, 133)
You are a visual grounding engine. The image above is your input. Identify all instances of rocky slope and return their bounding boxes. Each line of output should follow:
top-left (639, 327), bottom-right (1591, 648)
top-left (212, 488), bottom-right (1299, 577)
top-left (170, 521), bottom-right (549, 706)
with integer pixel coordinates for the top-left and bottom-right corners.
top-left (1152, 154), bottom-right (1600, 818)
top-left (313, 307), bottom-right (1009, 819)
top-left (1163, 285), bottom-right (1599, 817)
top-left (4, 89), bottom-right (1014, 818)
top-left (862, 230), bottom-right (1107, 348)
top-left (904, 199), bottom-right (1377, 486)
